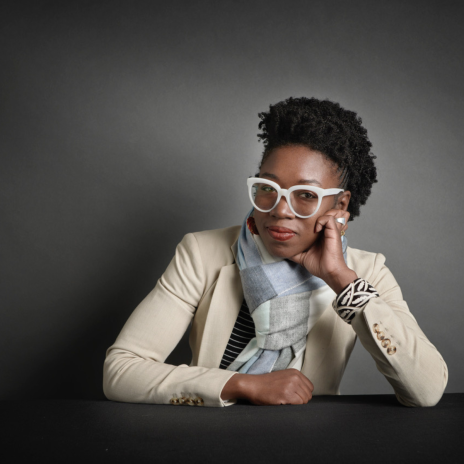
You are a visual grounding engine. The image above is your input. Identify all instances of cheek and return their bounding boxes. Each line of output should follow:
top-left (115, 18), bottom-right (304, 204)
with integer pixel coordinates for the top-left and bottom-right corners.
top-left (297, 219), bottom-right (317, 246)
top-left (252, 212), bottom-right (266, 234)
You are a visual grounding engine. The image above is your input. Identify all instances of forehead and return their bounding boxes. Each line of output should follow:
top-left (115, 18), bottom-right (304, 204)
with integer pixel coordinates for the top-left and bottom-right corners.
top-left (259, 145), bottom-right (339, 186)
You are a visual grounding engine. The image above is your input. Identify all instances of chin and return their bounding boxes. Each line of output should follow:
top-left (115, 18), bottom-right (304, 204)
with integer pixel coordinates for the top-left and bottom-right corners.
top-left (264, 241), bottom-right (298, 260)
top-left (274, 251), bottom-right (295, 260)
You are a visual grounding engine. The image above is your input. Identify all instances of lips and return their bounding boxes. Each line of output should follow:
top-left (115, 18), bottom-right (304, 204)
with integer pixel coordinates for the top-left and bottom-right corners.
top-left (267, 226), bottom-right (296, 242)
top-left (268, 226), bottom-right (296, 233)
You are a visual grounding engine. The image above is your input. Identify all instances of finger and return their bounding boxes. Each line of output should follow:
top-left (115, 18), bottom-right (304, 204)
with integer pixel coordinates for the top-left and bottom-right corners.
top-left (336, 211), bottom-right (350, 234)
top-left (334, 211), bottom-right (350, 234)
top-left (300, 374), bottom-right (314, 392)
top-left (298, 378), bottom-right (313, 401)
top-left (284, 370), bottom-right (311, 403)
top-left (292, 369), bottom-right (314, 393)
top-left (316, 209), bottom-right (350, 232)
top-left (293, 389), bottom-right (308, 404)
top-left (315, 211), bottom-right (350, 234)
top-left (288, 371), bottom-right (312, 402)
top-left (314, 215), bottom-right (342, 236)
top-left (299, 373), bottom-right (314, 395)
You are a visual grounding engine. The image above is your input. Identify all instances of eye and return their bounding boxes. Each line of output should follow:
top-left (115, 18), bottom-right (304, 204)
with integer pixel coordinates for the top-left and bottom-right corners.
top-left (299, 191), bottom-right (317, 200)
top-left (261, 186), bottom-right (276, 192)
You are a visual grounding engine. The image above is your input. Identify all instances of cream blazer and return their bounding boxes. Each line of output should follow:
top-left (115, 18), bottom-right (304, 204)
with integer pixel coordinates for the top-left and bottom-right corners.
top-left (103, 226), bottom-right (448, 407)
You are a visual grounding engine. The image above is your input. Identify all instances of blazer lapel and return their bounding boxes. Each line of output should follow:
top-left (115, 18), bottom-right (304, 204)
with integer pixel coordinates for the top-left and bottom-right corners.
top-left (301, 299), bottom-right (337, 380)
top-left (197, 262), bottom-right (243, 368)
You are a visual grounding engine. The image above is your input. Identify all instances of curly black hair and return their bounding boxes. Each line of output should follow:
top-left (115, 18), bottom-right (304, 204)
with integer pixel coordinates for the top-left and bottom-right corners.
top-left (257, 97), bottom-right (377, 221)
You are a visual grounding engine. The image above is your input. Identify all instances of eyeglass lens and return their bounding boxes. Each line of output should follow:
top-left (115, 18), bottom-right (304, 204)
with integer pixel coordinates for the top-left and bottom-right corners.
top-left (251, 181), bottom-right (319, 217)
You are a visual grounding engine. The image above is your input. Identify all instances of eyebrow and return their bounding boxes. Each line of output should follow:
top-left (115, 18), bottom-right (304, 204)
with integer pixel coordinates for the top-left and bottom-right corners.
top-left (260, 172), bottom-right (322, 186)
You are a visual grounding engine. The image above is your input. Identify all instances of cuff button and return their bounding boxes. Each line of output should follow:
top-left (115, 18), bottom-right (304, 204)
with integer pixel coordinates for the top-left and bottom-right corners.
top-left (381, 338), bottom-right (391, 348)
top-left (376, 331), bottom-right (385, 341)
top-left (373, 323), bottom-right (381, 333)
top-left (186, 398), bottom-right (195, 406)
top-left (195, 397), bottom-right (204, 406)
top-left (170, 398), bottom-right (180, 405)
top-left (387, 346), bottom-right (397, 355)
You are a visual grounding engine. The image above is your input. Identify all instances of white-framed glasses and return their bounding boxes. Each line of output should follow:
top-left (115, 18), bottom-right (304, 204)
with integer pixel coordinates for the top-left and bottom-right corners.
top-left (247, 177), bottom-right (344, 219)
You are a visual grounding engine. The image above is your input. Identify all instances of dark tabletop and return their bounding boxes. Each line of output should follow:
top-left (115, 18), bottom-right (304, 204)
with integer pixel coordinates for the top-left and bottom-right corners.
top-left (1, 394), bottom-right (463, 463)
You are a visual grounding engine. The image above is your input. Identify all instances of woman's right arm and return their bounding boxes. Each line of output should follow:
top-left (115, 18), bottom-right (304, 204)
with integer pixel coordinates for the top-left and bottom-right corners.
top-left (103, 233), bottom-right (238, 407)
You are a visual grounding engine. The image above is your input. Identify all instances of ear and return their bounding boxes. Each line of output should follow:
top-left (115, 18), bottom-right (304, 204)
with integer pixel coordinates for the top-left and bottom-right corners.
top-left (333, 191), bottom-right (351, 211)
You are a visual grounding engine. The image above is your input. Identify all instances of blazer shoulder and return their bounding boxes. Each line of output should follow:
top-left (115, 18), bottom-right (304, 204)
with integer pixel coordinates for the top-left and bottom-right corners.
top-left (347, 246), bottom-right (387, 283)
top-left (188, 225), bottom-right (241, 269)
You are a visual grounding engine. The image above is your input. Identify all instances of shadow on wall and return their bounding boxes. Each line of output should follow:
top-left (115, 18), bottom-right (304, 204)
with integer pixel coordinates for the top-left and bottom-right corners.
top-left (3, 227), bottom-right (193, 401)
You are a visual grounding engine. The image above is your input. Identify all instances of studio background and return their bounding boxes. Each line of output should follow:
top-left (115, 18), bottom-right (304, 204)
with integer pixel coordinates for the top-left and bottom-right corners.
top-left (1, 0), bottom-right (463, 400)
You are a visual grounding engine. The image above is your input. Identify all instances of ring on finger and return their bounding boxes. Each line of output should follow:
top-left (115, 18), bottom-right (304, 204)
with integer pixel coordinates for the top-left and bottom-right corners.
top-left (336, 217), bottom-right (346, 225)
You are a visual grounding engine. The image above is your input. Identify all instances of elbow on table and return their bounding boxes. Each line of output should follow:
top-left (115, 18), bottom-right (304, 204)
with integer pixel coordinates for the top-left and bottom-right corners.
top-left (102, 349), bottom-right (137, 402)
top-left (396, 390), bottom-right (444, 407)
top-left (394, 354), bottom-right (449, 407)
top-left (395, 378), bottom-right (447, 407)
top-left (102, 353), bottom-right (118, 401)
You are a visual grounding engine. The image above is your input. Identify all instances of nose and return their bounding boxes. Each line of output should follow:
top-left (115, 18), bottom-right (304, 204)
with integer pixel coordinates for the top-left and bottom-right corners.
top-left (270, 194), bottom-right (295, 219)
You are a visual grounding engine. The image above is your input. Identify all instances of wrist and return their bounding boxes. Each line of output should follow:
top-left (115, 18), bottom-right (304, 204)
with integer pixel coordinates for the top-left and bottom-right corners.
top-left (220, 373), bottom-right (250, 401)
top-left (326, 268), bottom-right (358, 295)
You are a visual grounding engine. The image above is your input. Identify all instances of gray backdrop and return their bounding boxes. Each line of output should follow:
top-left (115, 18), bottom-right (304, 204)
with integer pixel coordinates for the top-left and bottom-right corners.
top-left (1, 0), bottom-right (463, 400)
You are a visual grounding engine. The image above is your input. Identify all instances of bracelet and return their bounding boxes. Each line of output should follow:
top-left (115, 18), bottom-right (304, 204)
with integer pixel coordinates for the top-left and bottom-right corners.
top-left (332, 278), bottom-right (380, 324)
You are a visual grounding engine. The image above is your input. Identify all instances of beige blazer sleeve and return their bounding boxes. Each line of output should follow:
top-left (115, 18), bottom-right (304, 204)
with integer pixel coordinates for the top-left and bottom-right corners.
top-left (103, 233), bottom-right (238, 407)
top-left (350, 252), bottom-right (448, 407)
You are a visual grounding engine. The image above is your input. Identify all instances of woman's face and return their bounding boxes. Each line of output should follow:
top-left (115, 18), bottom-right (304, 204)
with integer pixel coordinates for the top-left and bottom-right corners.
top-left (253, 145), bottom-right (351, 259)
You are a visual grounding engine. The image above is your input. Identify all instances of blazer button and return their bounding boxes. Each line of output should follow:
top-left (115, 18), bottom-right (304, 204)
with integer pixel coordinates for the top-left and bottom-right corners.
top-left (387, 346), bottom-right (397, 355)
top-left (170, 398), bottom-right (180, 405)
top-left (373, 323), bottom-right (381, 333)
top-left (179, 396), bottom-right (188, 405)
top-left (381, 338), bottom-right (391, 348)
top-left (186, 397), bottom-right (195, 406)
top-left (377, 331), bottom-right (385, 341)
top-left (195, 397), bottom-right (204, 406)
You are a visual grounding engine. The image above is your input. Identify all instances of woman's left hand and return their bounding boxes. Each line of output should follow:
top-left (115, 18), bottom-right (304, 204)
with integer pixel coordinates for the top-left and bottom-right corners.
top-left (289, 209), bottom-right (358, 294)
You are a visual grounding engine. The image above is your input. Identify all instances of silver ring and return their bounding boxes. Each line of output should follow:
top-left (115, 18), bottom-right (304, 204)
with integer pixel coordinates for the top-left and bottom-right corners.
top-left (336, 217), bottom-right (346, 225)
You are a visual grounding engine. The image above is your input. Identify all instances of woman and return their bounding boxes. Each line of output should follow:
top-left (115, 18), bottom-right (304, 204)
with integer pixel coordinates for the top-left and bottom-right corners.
top-left (103, 97), bottom-right (447, 407)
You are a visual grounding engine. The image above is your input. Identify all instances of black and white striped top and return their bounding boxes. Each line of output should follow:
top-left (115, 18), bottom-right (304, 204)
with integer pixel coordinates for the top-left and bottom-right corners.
top-left (219, 298), bottom-right (256, 370)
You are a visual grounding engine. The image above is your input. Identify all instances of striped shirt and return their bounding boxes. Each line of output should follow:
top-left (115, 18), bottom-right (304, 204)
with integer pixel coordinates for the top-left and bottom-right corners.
top-left (219, 298), bottom-right (256, 370)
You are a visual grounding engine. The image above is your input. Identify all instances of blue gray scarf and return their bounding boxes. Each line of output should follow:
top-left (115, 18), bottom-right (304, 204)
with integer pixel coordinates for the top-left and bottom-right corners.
top-left (227, 208), bottom-right (348, 374)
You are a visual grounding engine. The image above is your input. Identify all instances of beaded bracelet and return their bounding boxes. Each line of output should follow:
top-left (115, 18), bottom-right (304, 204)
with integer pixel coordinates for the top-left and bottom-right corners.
top-left (332, 278), bottom-right (380, 324)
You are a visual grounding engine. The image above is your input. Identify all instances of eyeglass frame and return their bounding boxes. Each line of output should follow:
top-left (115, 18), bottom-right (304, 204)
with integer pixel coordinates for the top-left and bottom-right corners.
top-left (247, 177), bottom-right (344, 219)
